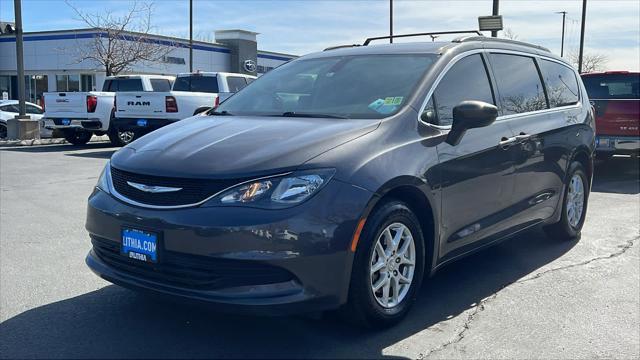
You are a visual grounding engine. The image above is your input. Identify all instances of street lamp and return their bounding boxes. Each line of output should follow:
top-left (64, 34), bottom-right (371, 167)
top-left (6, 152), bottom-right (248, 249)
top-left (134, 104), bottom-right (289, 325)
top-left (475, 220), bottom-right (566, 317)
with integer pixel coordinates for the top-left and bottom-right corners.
top-left (555, 11), bottom-right (567, 57)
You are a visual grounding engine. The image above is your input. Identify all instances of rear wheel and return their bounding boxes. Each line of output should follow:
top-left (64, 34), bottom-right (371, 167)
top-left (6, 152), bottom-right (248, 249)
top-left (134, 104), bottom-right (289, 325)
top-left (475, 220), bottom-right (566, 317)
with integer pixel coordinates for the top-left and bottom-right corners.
top-left (344, 200), bottom-right (425, 328)
top-left (108, 126), bottom-right (135, 147)
top-left (0, 123), bottom-right (6, 139)
top-left (63, 129), bottom-right (93, 146)
top-left (544, 162), bottom-right (589, 241)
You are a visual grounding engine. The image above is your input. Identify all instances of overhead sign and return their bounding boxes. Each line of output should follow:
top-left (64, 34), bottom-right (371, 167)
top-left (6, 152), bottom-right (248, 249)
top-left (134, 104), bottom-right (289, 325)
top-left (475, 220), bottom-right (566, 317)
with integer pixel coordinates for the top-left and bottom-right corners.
top-left (478, 15), bottom-right (504, 32)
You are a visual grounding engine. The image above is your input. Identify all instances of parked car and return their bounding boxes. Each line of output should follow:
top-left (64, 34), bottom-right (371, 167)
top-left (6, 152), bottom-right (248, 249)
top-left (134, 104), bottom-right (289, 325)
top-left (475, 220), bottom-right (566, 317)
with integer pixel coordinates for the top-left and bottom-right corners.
top-left (581, 71), bottom-right (639, 159)
top-left (113, 72), bottom-right (255, 136)
top-left (42, 74), bottom-right (175, 146)
top-left (0, 100), bottom-right (50, 139)
top-left (85, 33), bottom-right (594, 328)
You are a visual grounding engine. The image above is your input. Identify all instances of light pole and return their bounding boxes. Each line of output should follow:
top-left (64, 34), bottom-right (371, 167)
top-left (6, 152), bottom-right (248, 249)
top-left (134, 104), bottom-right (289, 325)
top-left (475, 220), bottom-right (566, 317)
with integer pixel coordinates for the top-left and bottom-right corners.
top-left (189, 0), bottom-right (193, 72)
top-left (578, 0), bottom-right (587, 73)
top-left (491, 0), bottom-right (500, 37)
top-left (556, 11), bottom-right (567, 57)
top-left (389, 0), bottom-right (393, 43)
top-left (14, 0), bottom-right (26, 116)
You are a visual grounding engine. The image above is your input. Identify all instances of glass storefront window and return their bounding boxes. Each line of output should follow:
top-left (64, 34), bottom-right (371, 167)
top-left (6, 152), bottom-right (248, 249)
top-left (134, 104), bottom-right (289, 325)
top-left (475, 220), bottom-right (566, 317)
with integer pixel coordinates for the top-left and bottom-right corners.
top-left (56, 74), bottom-right (80, 92)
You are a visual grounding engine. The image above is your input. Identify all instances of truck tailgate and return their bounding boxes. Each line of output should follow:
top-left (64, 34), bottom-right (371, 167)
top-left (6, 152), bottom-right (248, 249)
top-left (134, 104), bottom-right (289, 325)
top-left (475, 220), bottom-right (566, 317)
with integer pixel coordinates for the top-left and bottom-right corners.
top-left (592, 99), bottom-right (640, 137)
top-left (116, 92), bottom-right (167, 119)
top-left (43, 92), bottom-right (88, 118)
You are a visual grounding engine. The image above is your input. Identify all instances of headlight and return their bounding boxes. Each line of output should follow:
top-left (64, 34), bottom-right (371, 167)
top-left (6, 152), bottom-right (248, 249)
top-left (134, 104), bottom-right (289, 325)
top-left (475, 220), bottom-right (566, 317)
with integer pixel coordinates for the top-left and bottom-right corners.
top-left (207, 169), bottom-right (335, 208)
top-left (96, 161), bottom-right (111, 193)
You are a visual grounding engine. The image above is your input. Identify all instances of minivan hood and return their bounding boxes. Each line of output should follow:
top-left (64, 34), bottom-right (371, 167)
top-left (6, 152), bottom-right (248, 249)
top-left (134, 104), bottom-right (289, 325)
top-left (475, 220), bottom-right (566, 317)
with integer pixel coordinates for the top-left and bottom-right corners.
top-left (111, 115), bottom-right (379, 178)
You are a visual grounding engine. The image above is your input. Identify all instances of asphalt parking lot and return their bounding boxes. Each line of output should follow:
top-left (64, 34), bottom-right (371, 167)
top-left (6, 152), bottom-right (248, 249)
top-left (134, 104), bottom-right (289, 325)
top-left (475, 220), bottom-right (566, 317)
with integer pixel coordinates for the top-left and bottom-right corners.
top-left (0, 141), bottom-right (638, 359)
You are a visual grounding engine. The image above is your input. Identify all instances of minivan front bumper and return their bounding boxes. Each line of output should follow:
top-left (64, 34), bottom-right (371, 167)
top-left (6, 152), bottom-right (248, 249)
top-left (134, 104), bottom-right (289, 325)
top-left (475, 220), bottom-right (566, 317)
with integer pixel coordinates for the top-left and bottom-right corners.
top-left (85, 179), bottom-right (372, 315)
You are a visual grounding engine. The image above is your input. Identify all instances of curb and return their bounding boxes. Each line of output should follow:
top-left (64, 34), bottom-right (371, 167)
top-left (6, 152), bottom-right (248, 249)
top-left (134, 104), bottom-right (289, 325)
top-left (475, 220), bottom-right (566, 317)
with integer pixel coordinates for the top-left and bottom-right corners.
top-left (0, 135), bottom-right (110, 147)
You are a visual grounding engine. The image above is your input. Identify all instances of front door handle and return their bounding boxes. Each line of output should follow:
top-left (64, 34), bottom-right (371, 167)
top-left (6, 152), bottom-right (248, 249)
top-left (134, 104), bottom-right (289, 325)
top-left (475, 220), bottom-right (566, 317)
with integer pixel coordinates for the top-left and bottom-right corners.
top-left (515, 133), bottom-right (532, 142)
top-left (499, 136), bottom-right (518, 149)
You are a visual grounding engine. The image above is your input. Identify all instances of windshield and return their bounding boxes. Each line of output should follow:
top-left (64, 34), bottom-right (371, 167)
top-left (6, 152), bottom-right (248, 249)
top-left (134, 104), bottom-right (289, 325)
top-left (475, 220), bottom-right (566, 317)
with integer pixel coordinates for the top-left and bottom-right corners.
top-left (215, 54), bottom-right (438, 119)
top-left (582, 73), bottom-right (640, 100)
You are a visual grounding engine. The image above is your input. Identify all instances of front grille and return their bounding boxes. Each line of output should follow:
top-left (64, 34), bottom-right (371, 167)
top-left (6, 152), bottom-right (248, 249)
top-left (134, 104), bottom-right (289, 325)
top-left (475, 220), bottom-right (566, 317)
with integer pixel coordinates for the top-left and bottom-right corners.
top-left (91, 236), bottom-right (294, 290)
top-left (110, 167), bottom-right (244, 207)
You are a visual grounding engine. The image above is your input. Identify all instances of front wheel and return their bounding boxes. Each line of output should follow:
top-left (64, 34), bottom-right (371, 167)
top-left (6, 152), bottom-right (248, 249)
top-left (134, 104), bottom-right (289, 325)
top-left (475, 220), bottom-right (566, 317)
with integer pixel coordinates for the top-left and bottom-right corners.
top-left (343, 200), bottom-right (425, 328)
top-left (544, 161), bottom-right (589, 241)
top-left (64, 130), bottom-right (93, 146)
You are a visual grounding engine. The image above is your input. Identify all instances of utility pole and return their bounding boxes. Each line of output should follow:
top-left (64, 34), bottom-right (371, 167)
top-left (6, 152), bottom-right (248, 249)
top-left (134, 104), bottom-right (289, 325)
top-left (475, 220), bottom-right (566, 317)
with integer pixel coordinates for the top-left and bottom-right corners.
top-left (189, 0), bottom-right (193, 72)
top-left (389, 0), bottom-right (393, 43)
top-left (556, 11), bottom-right (567, 57)
top-left (491, 0), bottom-right (500, 37)
top-left (578, 0), bottom-right (587, 73)
top-left (14, 0), bottom-right (26, 116)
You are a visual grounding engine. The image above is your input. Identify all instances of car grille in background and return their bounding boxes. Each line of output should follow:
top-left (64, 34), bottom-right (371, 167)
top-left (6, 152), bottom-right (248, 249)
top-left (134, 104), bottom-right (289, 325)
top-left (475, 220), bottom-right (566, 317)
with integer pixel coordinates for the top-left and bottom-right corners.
top-left (91, 236), bottom-right (295, 290)
top-left (110, 166), bottom-right (244, 207)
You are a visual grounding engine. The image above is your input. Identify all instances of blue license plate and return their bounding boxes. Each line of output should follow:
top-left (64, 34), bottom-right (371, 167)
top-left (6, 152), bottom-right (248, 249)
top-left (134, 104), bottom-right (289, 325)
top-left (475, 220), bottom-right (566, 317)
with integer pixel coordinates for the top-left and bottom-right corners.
top-left (121, 228), bottom-right (158, 263)
top-left (136, 119), bottom-right (148, 127)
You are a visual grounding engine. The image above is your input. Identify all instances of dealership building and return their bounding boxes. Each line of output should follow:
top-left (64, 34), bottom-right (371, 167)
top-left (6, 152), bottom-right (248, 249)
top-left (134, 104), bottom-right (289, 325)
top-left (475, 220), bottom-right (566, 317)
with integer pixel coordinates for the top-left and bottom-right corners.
top-left (0, 25), bottom-right (295, 104)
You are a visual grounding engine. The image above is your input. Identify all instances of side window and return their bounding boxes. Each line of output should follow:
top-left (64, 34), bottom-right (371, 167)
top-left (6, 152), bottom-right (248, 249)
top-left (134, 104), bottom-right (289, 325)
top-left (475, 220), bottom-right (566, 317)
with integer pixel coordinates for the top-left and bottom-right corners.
top-left (26, 104), bottom-right (43, 114)
top-left (431, 54), bottom-right (495, 126)
top-left (227, 77), bottom-right (248, 92)
top-left (150, 79), bottom-right (171, 92)
top-left (489, 53), bottom-right (548, 115)
top-left (102, 80), bottom-right (114, 92)
top-left (538, 60), bottom-right (580, 108)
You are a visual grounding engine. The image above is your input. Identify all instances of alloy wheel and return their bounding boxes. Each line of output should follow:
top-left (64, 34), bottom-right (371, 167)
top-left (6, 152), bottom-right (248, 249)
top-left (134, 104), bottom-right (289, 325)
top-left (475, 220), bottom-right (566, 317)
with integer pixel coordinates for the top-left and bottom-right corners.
top-left (369, 222), bottom-right (416, 308)
top-left (119, 131), bottom-right (135, 144)
top-left (566, 174), bottom-right (585, 228)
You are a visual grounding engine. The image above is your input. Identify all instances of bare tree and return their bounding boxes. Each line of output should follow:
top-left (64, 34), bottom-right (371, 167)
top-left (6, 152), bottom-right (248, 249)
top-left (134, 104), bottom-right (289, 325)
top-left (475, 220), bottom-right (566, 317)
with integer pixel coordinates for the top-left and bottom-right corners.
top-left (568, 50), bottom-right (609, 73)
top-left (502, 28), bottom-right (519, 40)
top-left (66, 1), bottom-right (175, 76)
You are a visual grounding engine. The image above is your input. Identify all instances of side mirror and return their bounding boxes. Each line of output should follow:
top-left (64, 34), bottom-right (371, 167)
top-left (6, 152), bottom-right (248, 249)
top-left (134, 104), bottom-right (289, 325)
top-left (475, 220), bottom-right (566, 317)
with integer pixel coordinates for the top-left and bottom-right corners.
top-left (446, 100), bottom-right (498, 146)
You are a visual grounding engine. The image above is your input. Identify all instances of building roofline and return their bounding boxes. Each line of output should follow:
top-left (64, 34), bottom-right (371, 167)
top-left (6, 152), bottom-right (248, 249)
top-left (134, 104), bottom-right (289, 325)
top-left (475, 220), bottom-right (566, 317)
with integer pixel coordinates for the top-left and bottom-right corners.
top-left (1, 27), bottom-right (297, 59)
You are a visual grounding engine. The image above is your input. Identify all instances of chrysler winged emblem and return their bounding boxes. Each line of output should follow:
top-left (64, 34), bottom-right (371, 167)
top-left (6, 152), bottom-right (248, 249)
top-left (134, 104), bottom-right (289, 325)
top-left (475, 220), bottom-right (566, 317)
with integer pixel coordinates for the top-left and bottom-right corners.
top-left (127, 181), bottom-right (182, 193)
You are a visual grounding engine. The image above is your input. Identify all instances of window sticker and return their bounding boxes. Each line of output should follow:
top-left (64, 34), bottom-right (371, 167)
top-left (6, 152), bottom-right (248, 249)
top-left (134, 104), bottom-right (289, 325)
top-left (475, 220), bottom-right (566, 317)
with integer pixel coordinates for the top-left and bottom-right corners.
top-left (368, 98), bottom-right (400, 115)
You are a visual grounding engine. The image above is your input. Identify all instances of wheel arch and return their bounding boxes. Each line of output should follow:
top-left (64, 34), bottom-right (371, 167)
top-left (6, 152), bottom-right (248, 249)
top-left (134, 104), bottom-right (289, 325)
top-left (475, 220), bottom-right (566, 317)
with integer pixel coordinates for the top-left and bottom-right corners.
top-left (357, 176), bottom-right (439, 276)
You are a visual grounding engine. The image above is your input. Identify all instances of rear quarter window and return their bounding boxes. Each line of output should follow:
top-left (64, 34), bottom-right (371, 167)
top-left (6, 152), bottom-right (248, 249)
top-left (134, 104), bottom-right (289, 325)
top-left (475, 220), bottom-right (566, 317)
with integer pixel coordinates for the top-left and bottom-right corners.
top-left (489, 53), bottom-right (548, 115)
top-left (227, 77), bottom-right (248, 92)
top-left (539, 60), bottom-right (580, 107)
top-left (150, 79), bottom-right (172, 92)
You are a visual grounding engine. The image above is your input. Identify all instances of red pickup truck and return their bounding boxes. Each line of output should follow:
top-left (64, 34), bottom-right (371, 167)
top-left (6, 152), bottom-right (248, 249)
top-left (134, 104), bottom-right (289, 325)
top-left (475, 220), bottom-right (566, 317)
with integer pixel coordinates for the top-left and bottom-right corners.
top-left (581, 71), bottom-right (639, 159)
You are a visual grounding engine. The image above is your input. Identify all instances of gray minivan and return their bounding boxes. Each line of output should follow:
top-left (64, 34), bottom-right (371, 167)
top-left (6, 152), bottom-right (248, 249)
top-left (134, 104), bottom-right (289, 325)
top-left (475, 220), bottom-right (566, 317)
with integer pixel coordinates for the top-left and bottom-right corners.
top-left (85, 32), bottom-right (594, 327)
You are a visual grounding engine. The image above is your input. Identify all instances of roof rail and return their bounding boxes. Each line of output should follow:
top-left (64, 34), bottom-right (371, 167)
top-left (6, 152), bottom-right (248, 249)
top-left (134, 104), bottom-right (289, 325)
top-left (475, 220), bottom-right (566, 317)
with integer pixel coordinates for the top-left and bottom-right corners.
top-left (454, 36), bottom-right (551, 52)
top-left (363, 30), bottom-right (483, 46)
top-left (323, 44), bottom-right (361, 51)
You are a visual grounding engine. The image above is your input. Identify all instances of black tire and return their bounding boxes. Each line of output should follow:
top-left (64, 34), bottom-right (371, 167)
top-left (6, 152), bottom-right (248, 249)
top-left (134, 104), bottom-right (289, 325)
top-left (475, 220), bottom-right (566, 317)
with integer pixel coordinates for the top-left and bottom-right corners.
top-left (544, 161), bottom-right (589, 241)
top-left (108, 125), bottom-right (136, 147)
top-left (63, 130), bottom-right (93, 146)
top-left (343, 200), bottom-right (425, 328)
top-left (0, 123), bottom-right (7, 139)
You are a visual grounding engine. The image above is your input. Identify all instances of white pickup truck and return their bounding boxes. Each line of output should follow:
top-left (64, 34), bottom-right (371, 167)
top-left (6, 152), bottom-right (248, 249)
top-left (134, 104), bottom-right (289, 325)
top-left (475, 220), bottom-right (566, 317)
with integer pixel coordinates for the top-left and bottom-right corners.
top-left (113, 72), bottom-right (255, 136)
top-left (42, 74), bottom-right (175, 146)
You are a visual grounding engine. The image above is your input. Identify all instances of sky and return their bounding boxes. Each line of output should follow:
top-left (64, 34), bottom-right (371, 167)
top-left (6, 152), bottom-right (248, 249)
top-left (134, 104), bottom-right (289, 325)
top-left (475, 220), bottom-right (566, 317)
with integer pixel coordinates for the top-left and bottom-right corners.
top-left (1, 0), bottom-right (639, 70)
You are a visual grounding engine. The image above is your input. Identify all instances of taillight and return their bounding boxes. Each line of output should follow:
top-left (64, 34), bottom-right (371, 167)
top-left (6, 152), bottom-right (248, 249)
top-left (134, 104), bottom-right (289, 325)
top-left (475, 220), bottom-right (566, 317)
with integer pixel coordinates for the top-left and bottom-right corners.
top-left (166, 96), bottom-right (178, 113)
top-left (214, 96), bottom-right (220, 109)
top-left (87, 95), bottom-right (98, 113)
top-left (41, 97), bottom-right (45, 112)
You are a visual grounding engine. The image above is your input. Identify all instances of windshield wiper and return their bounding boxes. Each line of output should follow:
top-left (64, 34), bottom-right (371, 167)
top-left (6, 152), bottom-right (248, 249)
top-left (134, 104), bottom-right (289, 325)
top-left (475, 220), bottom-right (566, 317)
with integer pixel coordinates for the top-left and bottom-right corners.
top-left (279, 112), bottom-right (349, 119)
top-left (208, 110), bottom-right (234, 116)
